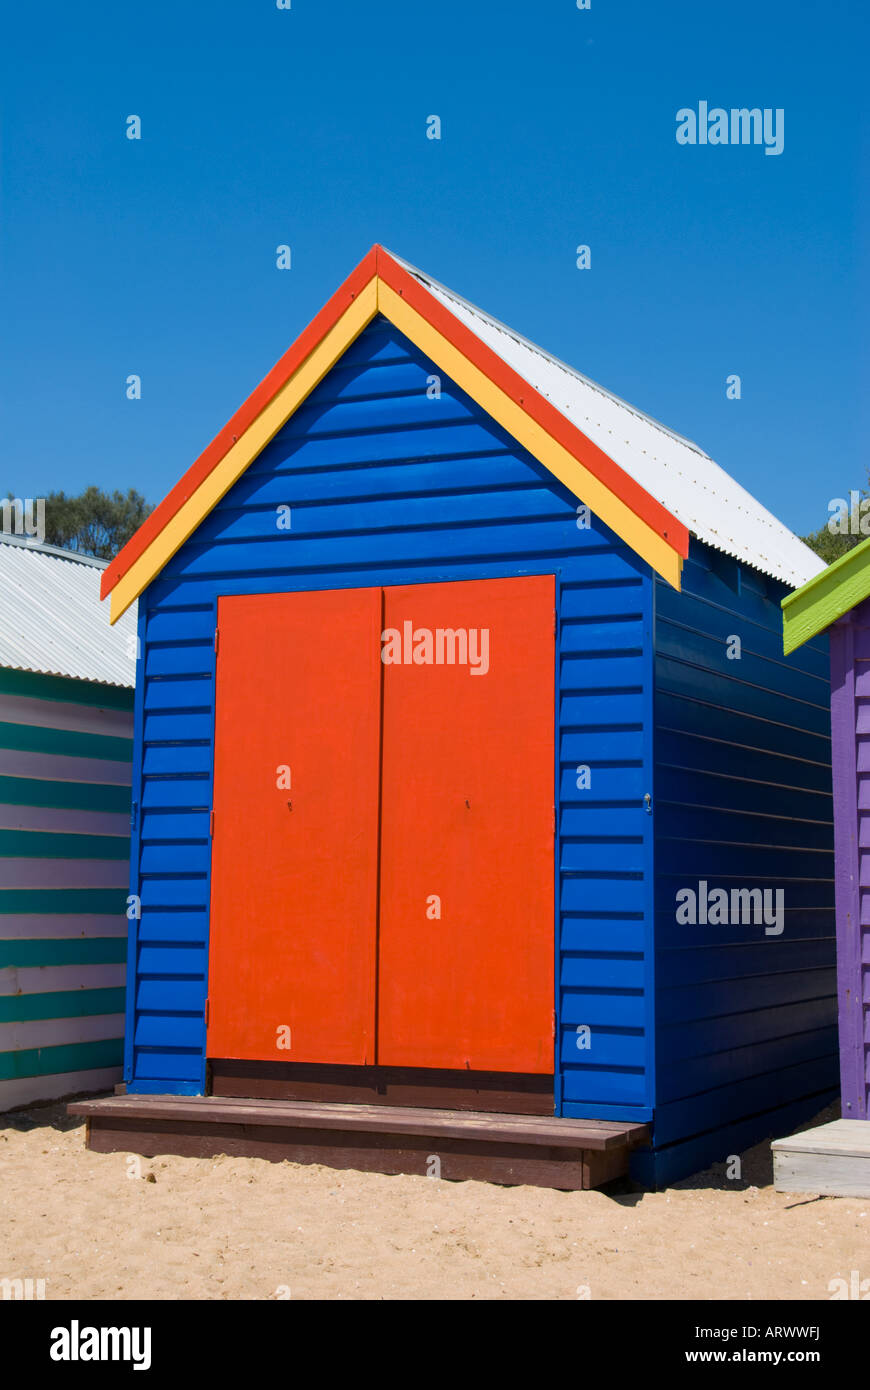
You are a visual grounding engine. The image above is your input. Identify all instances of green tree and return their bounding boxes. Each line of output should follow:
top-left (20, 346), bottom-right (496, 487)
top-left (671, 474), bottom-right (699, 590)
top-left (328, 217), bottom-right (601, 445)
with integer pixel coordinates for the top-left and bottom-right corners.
top-left (40, 486), bottom-right (153, 560)
top-left (802, 480), bottom-right (870, 564)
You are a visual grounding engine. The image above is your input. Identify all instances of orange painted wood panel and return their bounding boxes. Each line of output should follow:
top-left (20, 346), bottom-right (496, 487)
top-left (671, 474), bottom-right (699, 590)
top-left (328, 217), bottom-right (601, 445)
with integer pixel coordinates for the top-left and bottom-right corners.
top-left (207, 588), bottom-right (382, 1064)
top-left (377, 575), bottom-right (556, 1072)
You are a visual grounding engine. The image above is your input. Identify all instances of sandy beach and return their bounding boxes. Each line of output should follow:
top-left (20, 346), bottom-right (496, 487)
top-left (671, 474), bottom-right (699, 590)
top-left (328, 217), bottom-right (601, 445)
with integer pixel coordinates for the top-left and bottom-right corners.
top-left (1, 1097), bottom-right (866, 1301)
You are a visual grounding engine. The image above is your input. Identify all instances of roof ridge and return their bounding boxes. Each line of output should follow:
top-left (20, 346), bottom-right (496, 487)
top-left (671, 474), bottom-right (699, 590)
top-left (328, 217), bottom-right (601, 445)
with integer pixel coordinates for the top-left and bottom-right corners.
top-left (381, 247), bottom-right (713, 463)
top-left (0, 533), bottom-right (108, 568)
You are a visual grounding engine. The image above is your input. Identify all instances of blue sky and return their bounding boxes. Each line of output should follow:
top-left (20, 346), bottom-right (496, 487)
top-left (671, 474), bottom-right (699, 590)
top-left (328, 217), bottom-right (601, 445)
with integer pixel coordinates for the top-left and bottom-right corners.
top-left (1, 0), bottom-right (865, 538)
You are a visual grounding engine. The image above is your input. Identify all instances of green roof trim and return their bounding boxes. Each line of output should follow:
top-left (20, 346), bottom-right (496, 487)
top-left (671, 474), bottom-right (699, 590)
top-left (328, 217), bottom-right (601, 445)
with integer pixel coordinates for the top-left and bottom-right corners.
top-left (781, 532), bottom-right (870, 654)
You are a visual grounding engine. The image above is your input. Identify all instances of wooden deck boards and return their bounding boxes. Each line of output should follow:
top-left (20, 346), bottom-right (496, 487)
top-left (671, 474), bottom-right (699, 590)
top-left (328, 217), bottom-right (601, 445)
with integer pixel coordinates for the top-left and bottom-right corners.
top-left (772, 1119), bottom-right (870, 1197)
top-left (68, 1094), bottom-right (650, 1190)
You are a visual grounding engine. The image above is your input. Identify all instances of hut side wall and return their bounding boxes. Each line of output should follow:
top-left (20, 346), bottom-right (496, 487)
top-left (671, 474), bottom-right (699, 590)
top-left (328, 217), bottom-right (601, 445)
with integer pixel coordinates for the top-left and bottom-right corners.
top-left (637, 542), bottom-right (838, 1183)
top-left (0, 667), bottom-right (133, 1110)
top-left (829, 600), bottom-right (870, 1119)
top-left (125, 314), bottom-right (656, 1119)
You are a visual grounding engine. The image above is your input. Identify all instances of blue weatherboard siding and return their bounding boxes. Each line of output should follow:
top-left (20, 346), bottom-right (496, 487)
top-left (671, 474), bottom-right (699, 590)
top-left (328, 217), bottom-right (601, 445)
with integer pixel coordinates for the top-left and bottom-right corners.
top-left (128, 315), bottom-right (656, 1114)
top-left (634, 542), bottom-right (837, 1184)
top-left (559, 573), bottom-right (654, 1119)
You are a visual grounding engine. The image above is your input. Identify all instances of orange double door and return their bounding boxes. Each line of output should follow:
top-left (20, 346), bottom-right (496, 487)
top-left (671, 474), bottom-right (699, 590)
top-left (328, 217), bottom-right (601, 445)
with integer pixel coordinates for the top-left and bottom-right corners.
top-left (206, 576), bottom-right (555, 1075)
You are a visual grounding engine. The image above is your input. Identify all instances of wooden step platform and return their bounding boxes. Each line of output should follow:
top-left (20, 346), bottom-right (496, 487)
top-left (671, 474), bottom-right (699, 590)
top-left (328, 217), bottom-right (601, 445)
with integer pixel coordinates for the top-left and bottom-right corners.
top-left (772, 1119), bottom-right (870, 1197)
top-left (68, 1094), bottom-right (651, 1190)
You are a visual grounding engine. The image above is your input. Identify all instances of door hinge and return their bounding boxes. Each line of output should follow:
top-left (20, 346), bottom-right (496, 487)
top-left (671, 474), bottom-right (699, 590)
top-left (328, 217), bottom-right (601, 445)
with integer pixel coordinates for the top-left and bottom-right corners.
top-left (553, 608), bottom-right (557, 636)
top-left (214, 627), bottom-right (219, 656)
top-left (210, 810), bottom-right (215, 838)
top-left (552, 806), bottom-right (556, 835)
top-left (204, 998), bottom-right (210, 1028)
top-left (551, 1008), bottom-right (557, 1040)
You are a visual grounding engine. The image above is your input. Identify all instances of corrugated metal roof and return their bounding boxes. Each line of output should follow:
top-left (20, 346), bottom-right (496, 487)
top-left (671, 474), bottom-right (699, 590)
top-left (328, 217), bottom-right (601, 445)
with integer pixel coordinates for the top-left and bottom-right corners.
top-left (387, 250), bottom-right (825, 590)
top-left (0, 536), bottom-right (136, 687)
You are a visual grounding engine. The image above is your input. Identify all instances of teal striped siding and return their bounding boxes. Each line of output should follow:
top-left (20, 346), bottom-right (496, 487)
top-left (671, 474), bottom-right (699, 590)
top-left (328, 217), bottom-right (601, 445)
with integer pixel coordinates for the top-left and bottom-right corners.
top-left (0, 938), bottom-right (127, 967)
top-left (0, 672), bottom-right (134, 1111)
top-left (0, 987), bottom-right (126, 1023)
top-left (0, 1038), bottom-right (123, 1082)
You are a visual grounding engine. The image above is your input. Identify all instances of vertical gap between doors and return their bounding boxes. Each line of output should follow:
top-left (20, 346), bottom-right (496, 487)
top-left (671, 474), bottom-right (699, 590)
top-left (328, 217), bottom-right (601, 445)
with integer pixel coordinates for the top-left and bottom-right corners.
top-left (372, 586), bottom-right (386, 1066)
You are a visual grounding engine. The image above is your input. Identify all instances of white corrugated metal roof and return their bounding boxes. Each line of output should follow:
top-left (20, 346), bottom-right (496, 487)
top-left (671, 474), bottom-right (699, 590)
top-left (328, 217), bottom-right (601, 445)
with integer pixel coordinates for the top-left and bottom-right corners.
top-left (0, 536), bottom-right (136, 687)
top-left (388, 250), bottom-right (825, 590)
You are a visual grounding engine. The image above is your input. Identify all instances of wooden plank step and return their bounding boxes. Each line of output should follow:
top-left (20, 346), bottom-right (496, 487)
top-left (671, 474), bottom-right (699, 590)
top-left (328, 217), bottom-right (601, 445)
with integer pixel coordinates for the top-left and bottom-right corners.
top-left (69, 1094), bottom-right (647, 1150)
top-left (772, 1119), bottom-right (870, 1197)
top-left (68, 1094), bottom-right (651, 1191)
